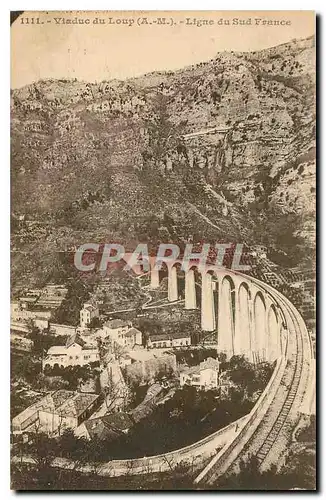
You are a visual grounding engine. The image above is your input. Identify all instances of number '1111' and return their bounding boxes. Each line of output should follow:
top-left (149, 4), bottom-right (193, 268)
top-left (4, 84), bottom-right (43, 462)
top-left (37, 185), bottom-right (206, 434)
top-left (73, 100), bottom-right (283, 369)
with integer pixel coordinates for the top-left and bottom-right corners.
top-left (20, 18), bottom-right (43, 24)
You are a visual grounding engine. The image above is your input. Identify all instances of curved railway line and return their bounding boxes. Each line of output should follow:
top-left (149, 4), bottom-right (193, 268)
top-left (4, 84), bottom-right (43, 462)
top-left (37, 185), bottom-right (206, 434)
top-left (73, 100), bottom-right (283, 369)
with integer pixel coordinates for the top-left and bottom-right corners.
top-left (255, 294), bottom-right (304, 466)
top-left (196, 274), bottom-right (313, 485)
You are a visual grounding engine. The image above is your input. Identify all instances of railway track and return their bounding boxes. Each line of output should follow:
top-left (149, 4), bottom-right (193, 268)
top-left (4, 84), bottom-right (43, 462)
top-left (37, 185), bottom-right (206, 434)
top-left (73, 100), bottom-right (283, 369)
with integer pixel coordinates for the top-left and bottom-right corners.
top-left (227, 274), bottom-right (312, 472)
top-left (255, 297), bottom-right (304, 465)
top-left (196, 276), bottom-right (312, 485)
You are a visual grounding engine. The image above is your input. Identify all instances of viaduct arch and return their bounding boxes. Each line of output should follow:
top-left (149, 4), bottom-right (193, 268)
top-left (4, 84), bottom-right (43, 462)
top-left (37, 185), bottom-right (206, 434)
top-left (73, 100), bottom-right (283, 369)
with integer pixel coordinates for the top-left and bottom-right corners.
top-left (150, 262), bottom-right (283, 364)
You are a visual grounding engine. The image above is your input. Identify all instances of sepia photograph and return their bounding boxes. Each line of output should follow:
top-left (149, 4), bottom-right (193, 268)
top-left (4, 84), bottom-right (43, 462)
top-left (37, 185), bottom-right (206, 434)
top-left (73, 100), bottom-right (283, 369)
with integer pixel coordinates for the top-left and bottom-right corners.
top-left (10, 10), bottom-right (316, 490)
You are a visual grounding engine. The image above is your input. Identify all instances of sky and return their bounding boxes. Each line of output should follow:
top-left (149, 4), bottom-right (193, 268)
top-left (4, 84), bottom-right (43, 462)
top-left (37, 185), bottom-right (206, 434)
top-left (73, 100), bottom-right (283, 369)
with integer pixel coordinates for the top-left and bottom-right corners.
top-left (11, 10), bottom-right (315, 89)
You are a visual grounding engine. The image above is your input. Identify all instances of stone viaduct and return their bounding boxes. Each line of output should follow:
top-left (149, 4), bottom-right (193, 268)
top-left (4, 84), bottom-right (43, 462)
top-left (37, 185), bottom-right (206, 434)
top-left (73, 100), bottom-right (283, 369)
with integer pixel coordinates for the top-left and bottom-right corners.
top-left (150, 262), bottom-right (283, 364)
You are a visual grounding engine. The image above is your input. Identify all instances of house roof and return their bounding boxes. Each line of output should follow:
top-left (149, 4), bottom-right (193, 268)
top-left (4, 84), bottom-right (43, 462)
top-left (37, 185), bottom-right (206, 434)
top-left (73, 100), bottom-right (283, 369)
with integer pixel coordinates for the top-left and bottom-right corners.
top-left (130, 402), bottom-right (156, 423)
top-left (149, 333), bottom-right (170, 342)
top-left (12, 393), bottom-right (47, 425)
top-left (59, 392), bottom-right (99, 417)
top-left (181, 365), bottom-right (200, 376)
top-left (130, 398), bottom-right (157, 423)
top-left (51, 390), bottom-right (75, 409)
top-left (200, 357), bottom-right (220, 371)
top-left (143, 383), bottom-right (162, 403)
top-left (102, 412), bottom-right (133, 432)
top-left (83, 303), bottom-right (97, 311)
top-left (170, 331), bottom-right (191, 340)
top-left (127, 348), bottom-right (174, 363)
top-left (181, 357), bottom-right (219, 377)
top-left (47, 346), bottom-right (67, 355)
top-left (125, 327), bottom-right (142, 338)
top-left (66, 333), bottom-right (86, 348)
top-left (18, 390), bottom-right (99, 420)
top-left (12, 390), bottom-right (75, 425)
top-left (104, 319), bottom-right (130, 329)
top-left (149, 331), bottom-right (191, 342)
top-left (84, 412), bottom-right (133, 440)
top-left (129, 384), bottom-right (162, 423)
top-left (84, 305), bottom-right (96, 312)
top-left (84, 417), bottom-right (116, 441)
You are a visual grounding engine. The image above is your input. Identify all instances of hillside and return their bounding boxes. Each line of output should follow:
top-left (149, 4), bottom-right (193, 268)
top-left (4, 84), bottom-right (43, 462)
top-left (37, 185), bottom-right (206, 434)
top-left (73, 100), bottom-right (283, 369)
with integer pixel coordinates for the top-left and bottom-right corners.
top-left (11, 36), bottom-right (315, 288)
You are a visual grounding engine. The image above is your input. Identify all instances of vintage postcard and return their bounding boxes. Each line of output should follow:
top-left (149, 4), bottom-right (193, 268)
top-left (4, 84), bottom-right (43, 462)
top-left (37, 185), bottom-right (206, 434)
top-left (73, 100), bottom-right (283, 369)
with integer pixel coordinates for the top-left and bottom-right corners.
top-left (10, 10), bottom-right (316, 490)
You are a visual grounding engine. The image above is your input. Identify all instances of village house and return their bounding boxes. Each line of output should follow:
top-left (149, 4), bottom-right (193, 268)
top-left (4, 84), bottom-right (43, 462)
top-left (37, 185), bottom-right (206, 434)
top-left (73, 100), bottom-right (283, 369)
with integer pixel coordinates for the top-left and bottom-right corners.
top-left (11, 301), bottom-right (51, 330)
top-left (16, 294), bottom-right (39, 308)
top-left (10, 332), bottom-right (34, 352)
top-left (76, 412), bottom-right (134, 441)
top-left (42, 333), bottom-right (100, 370)
top-left (49, 323), bottom-right (77, 337)
top-left (103, 318), bottom-right (132, 337)
top-left (12, 390), bottom-right (101, 435)
top-left (180, 357), bottom-right (220, 390)
top-left (147, 331), bottom-right (191, 349)
top-left (123, 348), bottom-right (177, 384)
top-left (97, 319), bottom-right (142, 348)
top-left (80, 302), bottom-right (100, 328)
top-left (76, 384), bottom-right (163, 441)
top-left (36, 284), bottom-right (68, 310)
top-left (124, 327), bottom-right (143, 346)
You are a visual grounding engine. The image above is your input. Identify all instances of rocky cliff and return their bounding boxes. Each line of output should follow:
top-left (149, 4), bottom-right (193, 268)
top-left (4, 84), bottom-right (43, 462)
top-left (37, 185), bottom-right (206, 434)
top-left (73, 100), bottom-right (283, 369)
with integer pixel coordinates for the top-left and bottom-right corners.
top-left (11, 36), bottom-right (315, 287)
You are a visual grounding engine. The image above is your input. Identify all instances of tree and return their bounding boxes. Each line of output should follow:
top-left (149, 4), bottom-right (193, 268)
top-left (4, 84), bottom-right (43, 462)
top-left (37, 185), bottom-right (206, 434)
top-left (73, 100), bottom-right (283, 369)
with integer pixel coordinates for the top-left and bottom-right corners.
top-left (52, 280), bottom-right (92, 326)
top-left (88, 317), bottom-right (102, 329)
top-left (11, 355), bottom-right (41, 385)
top-left (228, 355), bottom-right (255, 388)
top-left (25, 432), bottom-right (58, 472)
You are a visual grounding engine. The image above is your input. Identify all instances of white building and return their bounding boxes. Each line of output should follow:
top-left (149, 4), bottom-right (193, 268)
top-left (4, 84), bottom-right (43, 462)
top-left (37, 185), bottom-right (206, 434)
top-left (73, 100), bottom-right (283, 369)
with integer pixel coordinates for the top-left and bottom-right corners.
top-left (180, 357), bottom-right (220, 390)
top-left (148, 332), bottom-right (191, 349)
top-left (12, 390), bottom-right (101, 435)
top-left (123, 327), bottom-right (142, 346)
top-left (80, 303), bottom-right (99, 328)
top-left (97, 319), bottom-right (142, 348)
top-left (11, 301), bottom-right (51, 330)
top-left (42, 334), bottom-right (99, 370)
top-left (103, 318), bottom-right (132, 338)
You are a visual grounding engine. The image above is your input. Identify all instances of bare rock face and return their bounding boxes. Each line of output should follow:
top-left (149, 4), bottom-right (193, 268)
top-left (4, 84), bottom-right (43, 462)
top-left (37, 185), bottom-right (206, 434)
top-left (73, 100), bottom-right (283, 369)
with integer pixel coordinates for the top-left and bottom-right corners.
top-left (11, 35), bottom-right (315, 281)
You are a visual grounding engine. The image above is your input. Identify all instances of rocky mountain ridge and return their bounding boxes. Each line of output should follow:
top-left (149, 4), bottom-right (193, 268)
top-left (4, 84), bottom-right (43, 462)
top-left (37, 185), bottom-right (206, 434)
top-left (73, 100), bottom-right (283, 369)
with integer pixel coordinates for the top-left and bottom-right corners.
top-left (11, 35), bottom-right (315, 287)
